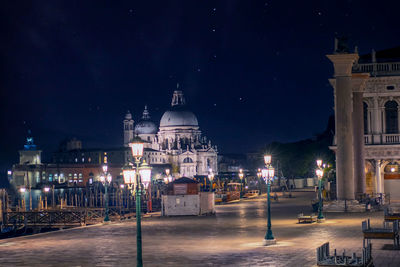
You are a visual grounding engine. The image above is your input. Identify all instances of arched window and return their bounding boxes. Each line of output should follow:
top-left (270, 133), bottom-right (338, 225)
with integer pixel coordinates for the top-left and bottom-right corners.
top-left (385, 101), bottom-right (399, 134)
top-left (363, 102), bottom-right (368, 134)
top-left (183, 157), bottom-right (193, 163)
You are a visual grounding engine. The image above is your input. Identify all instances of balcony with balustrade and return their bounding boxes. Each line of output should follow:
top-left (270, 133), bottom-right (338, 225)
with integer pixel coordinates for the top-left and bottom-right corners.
top-left (364, 134), bottom-right (400, 145)
top-left (353, 62), bottom-right (400, 76)
top-left (333, 134), bottom-right (400, 146)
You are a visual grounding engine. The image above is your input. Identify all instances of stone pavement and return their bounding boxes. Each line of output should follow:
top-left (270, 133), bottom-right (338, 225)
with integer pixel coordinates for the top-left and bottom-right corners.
top-left (0, 191), bottom-right (399, 266)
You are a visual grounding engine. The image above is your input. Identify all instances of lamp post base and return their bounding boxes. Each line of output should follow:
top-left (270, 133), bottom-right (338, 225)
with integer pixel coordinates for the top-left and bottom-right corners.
top-left (262, 239), bottom-right (276, 246)
top-left (317, 217), bottom-right (325, 223)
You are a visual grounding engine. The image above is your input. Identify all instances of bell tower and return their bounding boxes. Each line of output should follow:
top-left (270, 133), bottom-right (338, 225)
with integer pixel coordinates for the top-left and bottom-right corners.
top-left (123, 111), bottom-right (134, 146)
top-left (19, 130), bottom-right (42, 165)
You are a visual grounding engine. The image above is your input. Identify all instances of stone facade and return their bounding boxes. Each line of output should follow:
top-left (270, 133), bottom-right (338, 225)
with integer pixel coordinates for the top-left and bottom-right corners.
top-left (330, 45), bottom-right (400, 202)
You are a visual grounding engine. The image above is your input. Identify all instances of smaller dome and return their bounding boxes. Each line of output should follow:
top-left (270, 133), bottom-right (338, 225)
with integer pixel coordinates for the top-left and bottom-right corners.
top-left (134, 106), bottom-right (157, 135)
top-left (125, 111), bottom-right (132, 120)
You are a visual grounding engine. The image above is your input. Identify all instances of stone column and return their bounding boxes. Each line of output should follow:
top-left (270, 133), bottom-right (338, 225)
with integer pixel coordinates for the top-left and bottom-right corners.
top-left (352, 73), bottom-right (370, 198)
top-left (327, 53), bottom-right (359, 200)
top-left (375, 159), bottom-right (383, 194)
top-left (372, 97), bottom-right (380, 144)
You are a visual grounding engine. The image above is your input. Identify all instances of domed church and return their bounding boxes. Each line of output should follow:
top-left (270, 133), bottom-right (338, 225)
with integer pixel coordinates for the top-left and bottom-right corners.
top-left (123, 90), bottom-right (218, 178)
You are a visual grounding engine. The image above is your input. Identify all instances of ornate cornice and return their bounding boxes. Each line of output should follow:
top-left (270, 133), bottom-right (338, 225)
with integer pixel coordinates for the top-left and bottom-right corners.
top-left (365, 145), bottom-right (400, 159)
top-left (327, 53), bottom-right (359, 77)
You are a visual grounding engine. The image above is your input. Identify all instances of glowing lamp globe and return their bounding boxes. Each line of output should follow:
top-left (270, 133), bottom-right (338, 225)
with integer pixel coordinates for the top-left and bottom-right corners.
top-left (123, 169), bottom-right (136, 185)
top-left (107, 174), bottom-right (112, 183)
top-left (316, 159), bottom-right (322, 168)
top-left (130, 136), bottom-right (144, 157)
top-left (139, 162), bottom-right (152, 189)
top-left (268, 167), bottom-right (275, 179)
top-left (262, 168), bottom-right (268, 179)
top-left (20, 187), bottom-right (26, 193)
top-left (316, 169), bottom-right (324, 179)
top-left (44, 187), bottom-right (50, 193)
top-left (102, 165), bottom-right (108, 173)
top-left (264, 155), bottom-right (272, 165)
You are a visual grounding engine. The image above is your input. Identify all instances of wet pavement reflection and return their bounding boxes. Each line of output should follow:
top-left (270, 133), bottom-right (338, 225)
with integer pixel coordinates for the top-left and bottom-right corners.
top-left (0, 191), bottom-right (398, 266)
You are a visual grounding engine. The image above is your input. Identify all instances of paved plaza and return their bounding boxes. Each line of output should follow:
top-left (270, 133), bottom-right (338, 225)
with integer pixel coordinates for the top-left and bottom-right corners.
top-left (0, 191), bottom-right (399, 266)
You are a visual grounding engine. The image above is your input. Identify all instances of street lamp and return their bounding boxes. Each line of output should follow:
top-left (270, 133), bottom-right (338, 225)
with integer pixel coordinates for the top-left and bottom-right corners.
top-left (264, 155), bottom-right (272, 165)
top-left (208, 168), bottom-right (214, 192)
top-left (239, 169), bottom-right (244, 196)
top-left (262, 155), bottom-right (276, 246)
top-left (316, 159), bottom-right (325, 221)
top-left (128, 136), bottom-right (145, 267)
top-left (101, 164), bottom-right (111, 222)
top-left (139, 161), bottom-right (152, 212)
top-left (43, 186), bottom-right (50, 210)
top-left (19, 187), bottom-right (26, 211)
top-left (164, 168), bottom-right (172, 184)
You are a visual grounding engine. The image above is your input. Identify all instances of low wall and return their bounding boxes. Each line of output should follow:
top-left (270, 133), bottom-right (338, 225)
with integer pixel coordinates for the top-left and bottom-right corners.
top-left (161, 193), bottom-right (215, 216)
top-left (306, 178), bottom-right (315, 187)
top-left (162, 194), bottom-right (200, 216)
top-left (200, 192), bottom-right (215, 214)
top-left (294, 179), bottom-right (304, 189)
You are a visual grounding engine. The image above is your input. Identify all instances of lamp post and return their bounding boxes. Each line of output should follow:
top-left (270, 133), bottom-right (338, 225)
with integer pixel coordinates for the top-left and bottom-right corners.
top-left (101, 165), bottom-right (111, 222)
top-left (43, 186), bottom-right (50, 210)
top-left (139, 161), bottom-right (152, 213)
top-left (164, 169), bottom-right (170, 184)
top-left (208, 168), bottom-right (214, 192)
top-left (19, 187), bottom-right (26, 211)
top-left (125, 136), bottom-right (146, 267)
top-left (239, 169), bottom-right (244, 196)
top-left (316, 159), bottom-right (325, 221)
top-left (262, 154), bottom-right (276, 245)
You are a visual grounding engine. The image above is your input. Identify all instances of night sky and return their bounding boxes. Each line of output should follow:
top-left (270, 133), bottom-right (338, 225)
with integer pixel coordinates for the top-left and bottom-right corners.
top-left (0, 1), bottom-right (399, 172)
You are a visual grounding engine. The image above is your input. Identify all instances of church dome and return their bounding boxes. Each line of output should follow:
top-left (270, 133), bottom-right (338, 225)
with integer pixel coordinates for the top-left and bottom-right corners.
top-left (160, 90), bottom-right (198, 127)
top-left (134, 106), bottom-right (158, 134)
top-left (135, 120), bottom-right (157, 134)
top-left (160, 108), bottom-right (198, 127)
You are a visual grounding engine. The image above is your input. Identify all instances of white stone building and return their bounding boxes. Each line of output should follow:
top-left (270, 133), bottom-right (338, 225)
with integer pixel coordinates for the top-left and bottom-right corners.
top-left (123, 90), bottom-right (218, 178)
top-left (355, 47), bottom-right (400, 201)
top-left (330, 45), bottom-right (400, 202)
